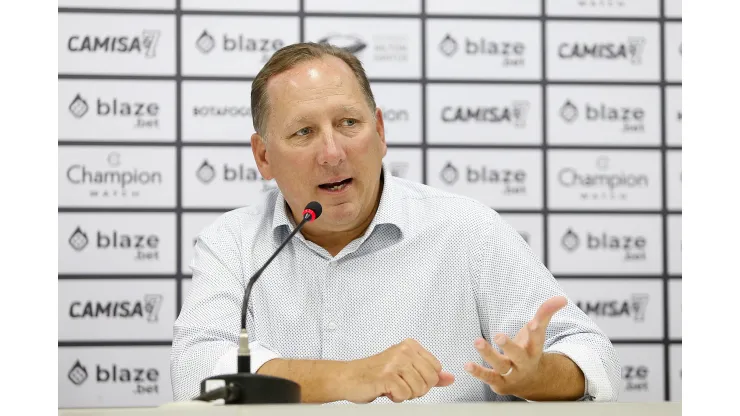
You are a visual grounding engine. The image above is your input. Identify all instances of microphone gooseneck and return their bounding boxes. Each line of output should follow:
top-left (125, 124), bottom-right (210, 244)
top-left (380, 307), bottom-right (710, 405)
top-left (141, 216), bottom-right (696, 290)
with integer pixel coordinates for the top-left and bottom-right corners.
top-left (237, 201), bottom-right (322, 374)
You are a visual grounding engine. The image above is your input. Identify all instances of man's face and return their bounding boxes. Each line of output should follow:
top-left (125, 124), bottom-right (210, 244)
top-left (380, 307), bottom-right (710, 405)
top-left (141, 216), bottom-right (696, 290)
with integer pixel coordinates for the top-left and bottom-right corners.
top-left (251, 56), bottom-right (387, 232)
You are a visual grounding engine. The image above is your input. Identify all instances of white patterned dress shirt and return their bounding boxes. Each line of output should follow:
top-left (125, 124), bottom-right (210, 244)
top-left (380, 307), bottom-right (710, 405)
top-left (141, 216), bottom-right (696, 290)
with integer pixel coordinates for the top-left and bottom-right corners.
top-left (171, 163), bottom-right (620, 403)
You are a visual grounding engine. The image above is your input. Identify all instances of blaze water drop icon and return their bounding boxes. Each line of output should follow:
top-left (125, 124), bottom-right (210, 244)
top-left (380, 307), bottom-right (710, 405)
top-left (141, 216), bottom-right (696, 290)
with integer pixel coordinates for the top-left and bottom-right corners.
top-left (69, 226), bottom-right (89, 252)
top-left (196, 29), bottom-right (216, 54)
top-left (560, 100), bottom-right (578, 123)
top-left (438, 33), bottom-right (458, 57)
top-left (69, 94), bottom-right (89, 118)
top-left (561, 228), bottom-right (580, 252)
top-left (440, 162), bottom-right (459, 185)
top-left (68, 360), bottom-right (88, 386)
top-left (196, 160), bottom-right (216, 184)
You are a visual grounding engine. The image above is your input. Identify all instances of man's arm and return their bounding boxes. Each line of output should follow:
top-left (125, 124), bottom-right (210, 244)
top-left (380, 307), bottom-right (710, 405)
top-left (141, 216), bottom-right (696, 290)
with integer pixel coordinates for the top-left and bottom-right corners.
top-left (469, 211), bottom-right (621, 401)
top-left (257, 359), bottom-right (350, 403)
top-left (518, 352), bottom-right (586, 402)
top-left (257, 339), bottom-right (456, 404)
top-left (171, 217), bottom-right (248, 401)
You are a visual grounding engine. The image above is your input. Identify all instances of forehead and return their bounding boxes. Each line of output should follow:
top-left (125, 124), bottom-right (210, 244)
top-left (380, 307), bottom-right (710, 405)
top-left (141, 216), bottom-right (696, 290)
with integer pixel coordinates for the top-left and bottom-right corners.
top-left (265, 56), bottom-right (366, 114)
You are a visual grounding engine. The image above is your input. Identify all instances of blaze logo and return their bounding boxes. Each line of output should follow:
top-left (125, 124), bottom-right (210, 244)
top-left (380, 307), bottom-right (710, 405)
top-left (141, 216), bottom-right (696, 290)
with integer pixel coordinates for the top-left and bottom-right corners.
top-left (440, 162), bottom-right (459, 185)
top-left (195, 30), bottom-right (216, 54)
top-left (69, 94), bottom-right (89, 118)
top-left (69, 227), bottom-right (89, 251)
top-left (68, 360), bottom-right (89, 386)
top-left (196, 160), bottom-right (216, 184)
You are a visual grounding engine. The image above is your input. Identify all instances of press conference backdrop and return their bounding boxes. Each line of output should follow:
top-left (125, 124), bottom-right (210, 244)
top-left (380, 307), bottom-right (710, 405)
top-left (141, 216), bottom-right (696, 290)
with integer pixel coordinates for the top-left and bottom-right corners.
top-left (57, 0), bottom-right (682, 409)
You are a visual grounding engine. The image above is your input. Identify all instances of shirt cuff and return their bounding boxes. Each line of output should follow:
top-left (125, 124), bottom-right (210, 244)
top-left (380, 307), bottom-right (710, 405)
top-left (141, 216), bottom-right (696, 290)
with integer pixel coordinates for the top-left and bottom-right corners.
top-left (212, 341), bottom-right (282, 375)
top-left (248, 340), bottom-right (283, 373)
top-left (543, 343), bottom-right (612, 402)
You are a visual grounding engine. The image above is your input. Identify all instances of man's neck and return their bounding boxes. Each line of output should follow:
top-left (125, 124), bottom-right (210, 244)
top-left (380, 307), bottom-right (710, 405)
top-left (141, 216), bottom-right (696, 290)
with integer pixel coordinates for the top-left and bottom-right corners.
top-left (294, 177), bottom-right (384, 257)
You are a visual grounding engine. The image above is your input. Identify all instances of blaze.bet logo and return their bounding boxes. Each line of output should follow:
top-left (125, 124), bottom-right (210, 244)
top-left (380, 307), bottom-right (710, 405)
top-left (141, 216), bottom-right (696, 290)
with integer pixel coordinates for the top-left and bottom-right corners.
top-left (194, 29), bottom-right (285, 62)
top-left (438, 33), bottom-right (526, 67)
top-left (68, 93), bottom-right (160, 129)
top-left (623, 365), bottom-right (650, 392)
top-left (67, 30), bottom-right (161, 58)
top-left (558, 36), bottom-right (646, 64)
top-left (561, 227), bottom-right (646, 261)
top-left (439, 162), bottom-right (527, 195)
top-left (195, 160), bottom-right (276, 192)
top-left (68, 226), bottom-right (161, 261)
top-left (67, 360), bottom-right (161, 394)
top-left (559, 99), bottom-right (645, 132)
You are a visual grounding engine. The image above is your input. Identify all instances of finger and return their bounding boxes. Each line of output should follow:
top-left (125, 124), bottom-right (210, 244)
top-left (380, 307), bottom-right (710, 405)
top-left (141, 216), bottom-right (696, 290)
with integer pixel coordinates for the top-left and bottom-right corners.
top-left (386, 375), bottom-right (413, 403)
top-left (398, 364), bottom-right (427, 399)
top-left (532, 296), bottom-right (568, 330)
top-left (493, 333), bottom-right (528, 365)
top-left (473, 338), bottom-right (511, 374)
top-left (525, 319), bottom-right (546, 357)
top-left (464, 362), bottom-right (503, 386)
top-left (415, 347), bottom-right (443, 374)
top-left (436, 371), bottom-right (456, 387)
top-left (411, 355), bottom-right (440, 391)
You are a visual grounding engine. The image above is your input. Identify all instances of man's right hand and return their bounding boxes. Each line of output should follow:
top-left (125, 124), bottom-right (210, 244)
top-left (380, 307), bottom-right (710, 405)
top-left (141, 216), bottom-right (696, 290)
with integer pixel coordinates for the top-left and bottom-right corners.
top-left (342, 338), bottom-right (456, 403)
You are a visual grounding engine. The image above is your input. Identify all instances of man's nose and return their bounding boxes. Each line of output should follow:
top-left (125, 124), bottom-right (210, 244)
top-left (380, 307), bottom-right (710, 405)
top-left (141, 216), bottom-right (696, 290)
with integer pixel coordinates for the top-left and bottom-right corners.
top-left (317, 131), bottom-right (345, 167)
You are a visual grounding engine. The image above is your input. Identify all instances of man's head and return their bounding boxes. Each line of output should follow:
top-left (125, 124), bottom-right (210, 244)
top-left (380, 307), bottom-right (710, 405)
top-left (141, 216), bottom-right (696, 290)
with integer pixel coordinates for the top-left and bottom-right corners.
top-left (250, 42), bottom-right (387, 236)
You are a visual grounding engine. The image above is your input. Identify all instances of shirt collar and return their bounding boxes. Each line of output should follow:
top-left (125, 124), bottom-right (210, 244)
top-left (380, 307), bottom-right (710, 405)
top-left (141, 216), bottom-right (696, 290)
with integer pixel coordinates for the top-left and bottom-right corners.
top-left (271, 163), bottom-right (407, 241)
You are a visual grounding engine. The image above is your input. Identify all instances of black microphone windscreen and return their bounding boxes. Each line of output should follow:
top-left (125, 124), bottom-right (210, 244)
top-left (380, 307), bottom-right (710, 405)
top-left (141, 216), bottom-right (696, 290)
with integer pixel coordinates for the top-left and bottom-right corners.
top-left (305, 201), bottom-right (322, 220)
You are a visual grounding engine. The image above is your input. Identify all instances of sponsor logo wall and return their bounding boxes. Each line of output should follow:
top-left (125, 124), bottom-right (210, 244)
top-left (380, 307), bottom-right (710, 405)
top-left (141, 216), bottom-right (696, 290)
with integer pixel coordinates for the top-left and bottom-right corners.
top-left (58, 0), bottom-right (681, 407)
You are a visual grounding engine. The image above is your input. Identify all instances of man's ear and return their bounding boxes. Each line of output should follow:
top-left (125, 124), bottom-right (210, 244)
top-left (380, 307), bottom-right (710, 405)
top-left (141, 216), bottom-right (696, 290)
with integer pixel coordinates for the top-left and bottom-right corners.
top-left (251, 133), bottom-right (273, 180)
top-left (374, 107), bottom-right (387, 157)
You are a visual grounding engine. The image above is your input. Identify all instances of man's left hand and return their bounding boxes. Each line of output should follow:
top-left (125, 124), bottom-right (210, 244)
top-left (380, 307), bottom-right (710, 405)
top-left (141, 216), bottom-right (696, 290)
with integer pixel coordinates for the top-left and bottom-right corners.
top-left (464, 295), bottom-right (568, 399)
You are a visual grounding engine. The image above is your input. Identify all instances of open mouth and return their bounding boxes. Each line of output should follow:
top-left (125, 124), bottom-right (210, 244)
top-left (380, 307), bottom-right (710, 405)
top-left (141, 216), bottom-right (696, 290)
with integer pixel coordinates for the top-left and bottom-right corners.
top-left (319, 178), bottom-right (352, 192)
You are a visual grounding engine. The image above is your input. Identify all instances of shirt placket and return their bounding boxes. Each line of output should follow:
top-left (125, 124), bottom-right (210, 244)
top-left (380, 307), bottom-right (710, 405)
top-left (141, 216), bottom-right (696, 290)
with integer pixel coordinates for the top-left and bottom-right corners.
top-left (320, 259), bottom-right (341, 360)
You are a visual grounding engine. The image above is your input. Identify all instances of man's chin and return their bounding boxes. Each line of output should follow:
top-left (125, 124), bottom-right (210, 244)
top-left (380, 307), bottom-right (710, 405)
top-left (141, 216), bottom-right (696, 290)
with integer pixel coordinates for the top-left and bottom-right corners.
top-left (320, 202), bottom-right (360, 225)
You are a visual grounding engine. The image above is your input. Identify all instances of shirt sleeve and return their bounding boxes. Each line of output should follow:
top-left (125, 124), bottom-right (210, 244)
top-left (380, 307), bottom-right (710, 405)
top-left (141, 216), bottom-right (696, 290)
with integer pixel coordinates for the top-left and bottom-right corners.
top-left (470, 211), bottom-right (621, 402)
top-left (169, 218), bottom-right (281, 401)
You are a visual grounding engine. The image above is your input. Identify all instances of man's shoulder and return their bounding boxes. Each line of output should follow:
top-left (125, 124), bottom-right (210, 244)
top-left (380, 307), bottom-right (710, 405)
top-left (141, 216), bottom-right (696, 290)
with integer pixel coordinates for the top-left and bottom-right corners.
top-left (198, 190), bottom-right (278, 242)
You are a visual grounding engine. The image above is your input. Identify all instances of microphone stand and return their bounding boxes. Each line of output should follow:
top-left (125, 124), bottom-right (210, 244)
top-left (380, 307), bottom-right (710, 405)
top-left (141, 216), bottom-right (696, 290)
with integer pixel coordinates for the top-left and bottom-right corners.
top-left (195, 202), bottom-right (322, 405)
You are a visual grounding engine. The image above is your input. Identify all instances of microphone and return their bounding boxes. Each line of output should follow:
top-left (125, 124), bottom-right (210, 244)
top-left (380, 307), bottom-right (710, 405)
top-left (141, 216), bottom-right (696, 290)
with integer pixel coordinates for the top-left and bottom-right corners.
top-left (197, 201), bottom-right (323, 405)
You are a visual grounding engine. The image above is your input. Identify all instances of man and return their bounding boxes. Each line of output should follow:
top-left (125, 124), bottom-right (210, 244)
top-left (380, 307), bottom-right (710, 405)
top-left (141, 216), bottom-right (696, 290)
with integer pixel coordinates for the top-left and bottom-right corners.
top-left (171, 42), bottom-right (620, 404)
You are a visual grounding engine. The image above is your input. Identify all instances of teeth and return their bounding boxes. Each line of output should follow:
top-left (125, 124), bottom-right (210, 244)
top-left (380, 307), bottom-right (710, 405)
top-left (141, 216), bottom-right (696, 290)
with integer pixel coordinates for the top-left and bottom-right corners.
top-left (328, 182), bottom-right (346, 191)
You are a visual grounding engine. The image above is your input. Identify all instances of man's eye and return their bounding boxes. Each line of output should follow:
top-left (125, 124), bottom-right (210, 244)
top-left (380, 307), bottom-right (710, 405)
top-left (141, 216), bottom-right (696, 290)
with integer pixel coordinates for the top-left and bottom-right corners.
top-left (342, 119), bottom-right (357, 127)
top-left (296, 127), bottom-right (311, 136)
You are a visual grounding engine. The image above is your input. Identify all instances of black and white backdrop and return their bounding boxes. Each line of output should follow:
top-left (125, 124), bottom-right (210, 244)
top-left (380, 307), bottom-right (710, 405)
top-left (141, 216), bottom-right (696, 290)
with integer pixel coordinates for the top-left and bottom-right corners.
top-left (57, 0), bottom-right (682, 408)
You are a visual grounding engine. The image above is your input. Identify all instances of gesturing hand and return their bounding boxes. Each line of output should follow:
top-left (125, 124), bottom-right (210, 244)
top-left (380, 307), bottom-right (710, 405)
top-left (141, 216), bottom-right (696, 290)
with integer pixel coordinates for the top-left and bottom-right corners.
top-left (464, 296), bottom-right (568, 398)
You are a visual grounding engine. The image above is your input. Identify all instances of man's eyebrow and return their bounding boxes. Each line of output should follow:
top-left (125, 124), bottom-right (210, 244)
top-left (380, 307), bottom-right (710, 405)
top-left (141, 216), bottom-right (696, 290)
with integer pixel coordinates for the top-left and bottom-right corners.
top-left (286, 114), bottom-right (311, 129)
top-left (285, 105), bottom-right (365, 128)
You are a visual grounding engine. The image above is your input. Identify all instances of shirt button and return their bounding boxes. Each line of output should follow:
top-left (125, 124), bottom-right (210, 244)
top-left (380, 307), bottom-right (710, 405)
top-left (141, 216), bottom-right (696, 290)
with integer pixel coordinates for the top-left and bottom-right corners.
top-left (327, 322), bottom-right (337, 331)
